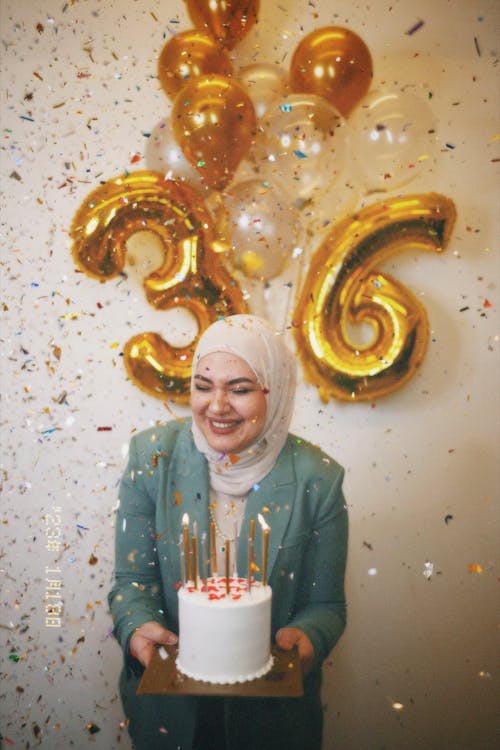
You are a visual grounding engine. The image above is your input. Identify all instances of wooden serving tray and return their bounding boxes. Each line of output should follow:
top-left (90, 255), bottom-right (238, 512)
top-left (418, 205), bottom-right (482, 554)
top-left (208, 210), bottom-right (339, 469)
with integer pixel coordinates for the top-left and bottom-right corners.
top-left (137, 644), bottom-right (303, 697)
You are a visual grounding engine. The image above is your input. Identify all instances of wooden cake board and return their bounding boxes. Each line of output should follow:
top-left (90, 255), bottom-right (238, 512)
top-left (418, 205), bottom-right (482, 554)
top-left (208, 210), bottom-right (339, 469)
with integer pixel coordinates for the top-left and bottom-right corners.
top-left (137, 644), bottom-right (303, 697)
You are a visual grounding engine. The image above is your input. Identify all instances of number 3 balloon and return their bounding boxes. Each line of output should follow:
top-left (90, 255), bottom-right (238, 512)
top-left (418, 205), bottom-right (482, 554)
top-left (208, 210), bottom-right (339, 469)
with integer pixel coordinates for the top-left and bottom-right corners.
top-left (70, 171), bottom-right (246, 401)
top-left (293, 193), bottom-right (456, 402)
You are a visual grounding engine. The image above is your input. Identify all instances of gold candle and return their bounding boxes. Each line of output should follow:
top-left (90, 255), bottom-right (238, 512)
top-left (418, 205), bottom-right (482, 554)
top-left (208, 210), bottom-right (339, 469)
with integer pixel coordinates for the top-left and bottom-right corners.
top-left (182, 513), bottom-right (192, 582)
top-left (210, 521), bottom-right (217, 576)
top-left (247, 535), bottom-right (254, 592)
top-left (179, 533), bottom-right (186, 586)
top-left (262, 528), bottom-right (270, 586)
top-left (201, 531), bottom-right (208, 585)
top-left (225, 539), bottom-right (230, 595)
top-left (249, 518), bottom-right (255, 578)
top-left (258, 513), bottom-right (270, 586)
top-left (191, 534), bottom-right (198, 589)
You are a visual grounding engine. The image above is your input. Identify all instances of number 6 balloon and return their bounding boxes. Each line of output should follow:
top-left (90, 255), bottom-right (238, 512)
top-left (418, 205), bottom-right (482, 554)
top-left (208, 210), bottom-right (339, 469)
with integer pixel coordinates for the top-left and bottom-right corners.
top-left (292, 193), bottom-right (456, 402)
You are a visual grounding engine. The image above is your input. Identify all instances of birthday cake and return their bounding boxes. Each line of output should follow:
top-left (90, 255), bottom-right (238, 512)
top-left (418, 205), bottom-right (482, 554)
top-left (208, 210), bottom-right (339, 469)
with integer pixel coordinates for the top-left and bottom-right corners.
top-left (176, 576), bottom-right (273, 684)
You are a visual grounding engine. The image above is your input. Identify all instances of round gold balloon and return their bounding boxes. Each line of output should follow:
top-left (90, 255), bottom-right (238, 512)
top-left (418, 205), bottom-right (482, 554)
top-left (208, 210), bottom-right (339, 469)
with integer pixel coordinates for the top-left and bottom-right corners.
top-left (158, 29), bottom-right (233, 101)
top-left (70, 170), bottom-right (246, 402)
top-left (172, 74), bottom-right (256, 190)
top-left (186, 0), bottom-right (259, 50)
top-left (289, 26), bottom-right (373, 118)
top-left (292, 193), bottom-right (456, 402)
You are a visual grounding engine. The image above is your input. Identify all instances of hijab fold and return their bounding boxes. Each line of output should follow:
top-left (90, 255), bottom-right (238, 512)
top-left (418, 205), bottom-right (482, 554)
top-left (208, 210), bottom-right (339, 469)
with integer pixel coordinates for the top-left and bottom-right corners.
top-left (190, 315), bottom-right (297, 495)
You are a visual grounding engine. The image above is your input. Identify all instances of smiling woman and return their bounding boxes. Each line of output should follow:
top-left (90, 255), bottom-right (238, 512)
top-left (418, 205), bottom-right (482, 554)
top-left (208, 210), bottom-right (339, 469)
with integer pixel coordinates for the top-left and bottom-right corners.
top-left (108, 314), bottom-right (348, 750)
top-left (190, 316), bottom-right (298, 496)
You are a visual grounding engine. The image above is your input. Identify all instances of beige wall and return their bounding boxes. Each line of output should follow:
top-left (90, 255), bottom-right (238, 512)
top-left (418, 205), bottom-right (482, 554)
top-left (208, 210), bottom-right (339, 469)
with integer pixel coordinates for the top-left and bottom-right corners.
top-left (0, 1), bottom-right (498, 748)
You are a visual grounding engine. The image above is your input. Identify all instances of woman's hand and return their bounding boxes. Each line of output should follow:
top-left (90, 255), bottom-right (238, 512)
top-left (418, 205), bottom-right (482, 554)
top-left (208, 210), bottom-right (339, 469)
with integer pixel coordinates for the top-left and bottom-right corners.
top-left (129, 621), bottom-right (178, 668)
top-left (275, 627), bottom-right (315, 676)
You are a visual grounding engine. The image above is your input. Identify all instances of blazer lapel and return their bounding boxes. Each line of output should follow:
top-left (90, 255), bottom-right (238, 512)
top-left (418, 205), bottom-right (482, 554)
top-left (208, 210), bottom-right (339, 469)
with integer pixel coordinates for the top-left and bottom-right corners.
top-left (238, 440), bottom-right (297, 582)
top-left (167, 428), bottom-right (211, 544)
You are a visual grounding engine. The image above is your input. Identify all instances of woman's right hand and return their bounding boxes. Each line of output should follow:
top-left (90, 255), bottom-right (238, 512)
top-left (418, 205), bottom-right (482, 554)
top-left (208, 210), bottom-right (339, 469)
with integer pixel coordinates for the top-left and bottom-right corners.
top-left (129, 621), bottom-right (178, 668)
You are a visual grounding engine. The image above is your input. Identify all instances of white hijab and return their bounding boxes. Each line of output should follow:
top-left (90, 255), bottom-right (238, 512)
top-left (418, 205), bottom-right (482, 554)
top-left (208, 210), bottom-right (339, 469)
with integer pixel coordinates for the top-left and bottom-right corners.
top-left (190, 315), bottom-right (297, 495)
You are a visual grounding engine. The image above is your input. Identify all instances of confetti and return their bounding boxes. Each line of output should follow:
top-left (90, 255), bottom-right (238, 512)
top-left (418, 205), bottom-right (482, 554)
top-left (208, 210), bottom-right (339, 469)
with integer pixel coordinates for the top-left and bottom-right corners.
top-left (405, 19), bottom-right (425, 35)
top-left (423, 561), bottom-right (434, 579)
top-left (0, 3), bottom-right (497, 746)
top-left (467, 563), bottom-right (483, 574)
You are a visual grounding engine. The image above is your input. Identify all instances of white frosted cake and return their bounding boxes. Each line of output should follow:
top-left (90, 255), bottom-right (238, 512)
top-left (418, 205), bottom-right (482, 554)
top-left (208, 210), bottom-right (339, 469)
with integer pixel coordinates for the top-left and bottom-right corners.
top-left (176, 576), bottom-right (273, 684)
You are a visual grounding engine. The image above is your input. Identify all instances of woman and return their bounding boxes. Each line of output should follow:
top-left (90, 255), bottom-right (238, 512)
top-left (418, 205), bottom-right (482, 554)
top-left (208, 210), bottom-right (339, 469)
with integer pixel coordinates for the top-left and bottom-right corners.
top-left (108, 314), bottom-right (348, 750)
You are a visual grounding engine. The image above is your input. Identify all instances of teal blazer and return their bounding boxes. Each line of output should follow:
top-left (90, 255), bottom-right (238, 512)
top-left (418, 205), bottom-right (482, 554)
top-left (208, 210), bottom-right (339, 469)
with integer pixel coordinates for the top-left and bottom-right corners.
top-left (109, 419), bottom-right (348, 680)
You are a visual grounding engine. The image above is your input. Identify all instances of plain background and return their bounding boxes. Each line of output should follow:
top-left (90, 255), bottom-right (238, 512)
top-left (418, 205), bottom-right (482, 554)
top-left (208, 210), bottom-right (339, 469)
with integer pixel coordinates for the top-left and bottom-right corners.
top-left (1, 1), bottom-right (498, 748)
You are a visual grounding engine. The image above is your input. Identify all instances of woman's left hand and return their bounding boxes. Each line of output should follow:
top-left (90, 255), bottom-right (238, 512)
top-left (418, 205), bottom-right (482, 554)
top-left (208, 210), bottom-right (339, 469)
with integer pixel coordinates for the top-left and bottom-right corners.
top-left (275, 627), bottom-right (315, 676)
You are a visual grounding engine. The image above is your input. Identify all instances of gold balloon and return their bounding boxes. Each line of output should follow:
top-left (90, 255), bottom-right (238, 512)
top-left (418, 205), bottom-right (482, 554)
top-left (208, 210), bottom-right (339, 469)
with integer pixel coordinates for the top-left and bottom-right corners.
top-left (186, 0), bottom-right (259, 50)
top-left (123, 332), bottom-right (194, 403)
top-left (123, 229), bottom-right (247, 402)
top-left (292, 194), bottom-right (456, 402)
top-left (172, 75), bottom-right (256, 190)
top-left (158, 29), bottom-right (233, 101)
top-left (70, 170), bottom-right (246, 402)
top-left (70, 170), bottom-right (213, 279)
top-left (289, 26), bottom-right (373, 118)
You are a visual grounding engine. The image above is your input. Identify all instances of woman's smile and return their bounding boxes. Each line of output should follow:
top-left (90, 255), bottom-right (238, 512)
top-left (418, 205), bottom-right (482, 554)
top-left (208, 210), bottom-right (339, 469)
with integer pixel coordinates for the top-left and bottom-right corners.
top-left (209, 419), bottom-right (242, 431)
